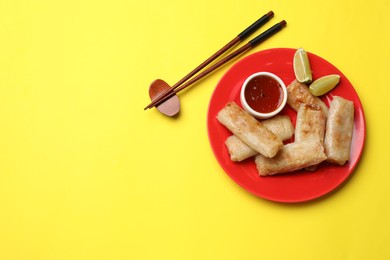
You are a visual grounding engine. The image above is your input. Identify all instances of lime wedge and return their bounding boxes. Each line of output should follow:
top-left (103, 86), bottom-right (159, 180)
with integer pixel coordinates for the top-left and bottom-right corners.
top-left (309, 74), bottom-right (340, 96)
top-left (293, 48), bottom-right (312, 84)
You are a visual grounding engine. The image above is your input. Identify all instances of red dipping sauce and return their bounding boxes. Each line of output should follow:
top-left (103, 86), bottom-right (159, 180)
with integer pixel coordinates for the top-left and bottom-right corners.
top-left (244, 75), bottom-right (284, 113)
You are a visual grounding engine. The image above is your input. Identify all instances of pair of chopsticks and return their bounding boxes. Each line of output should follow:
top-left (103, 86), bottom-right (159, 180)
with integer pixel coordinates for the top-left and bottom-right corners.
top-left (144, 11), bottom-right (286, 110)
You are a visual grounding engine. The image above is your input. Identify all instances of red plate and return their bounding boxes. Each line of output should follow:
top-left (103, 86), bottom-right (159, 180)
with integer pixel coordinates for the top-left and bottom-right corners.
top-left (207, 48), bottom-right (366, 203)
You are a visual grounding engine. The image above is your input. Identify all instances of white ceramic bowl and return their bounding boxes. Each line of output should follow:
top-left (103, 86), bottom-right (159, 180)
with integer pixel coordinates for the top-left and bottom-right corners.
top-left (240, 71), bottom-right (287, 119)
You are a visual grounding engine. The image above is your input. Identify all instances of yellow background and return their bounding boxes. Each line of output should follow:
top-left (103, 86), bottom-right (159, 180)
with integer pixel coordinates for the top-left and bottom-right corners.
top-left (0, 0), bottom-right (389, 259)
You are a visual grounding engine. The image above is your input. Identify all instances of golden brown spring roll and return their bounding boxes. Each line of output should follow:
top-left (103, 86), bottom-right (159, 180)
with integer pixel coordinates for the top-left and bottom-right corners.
top-left (262, 115), bottom-right (295, 142)
top-left (295, 104), bottom-right (327, 171)
top-left (295, 104), bottom-right (326, 143)
top-left (287, 80), bottom-right (329, 117)
top-left (324, 96), bottom-right (354, 165)
top-left (225, 115), bottom-right (294, 161)
top-left (225, 136), bottom-right (258, 162)
top-left (255, 138), bottom-right (327, 176)
top-left (217, 102), bottom-right (283, 158)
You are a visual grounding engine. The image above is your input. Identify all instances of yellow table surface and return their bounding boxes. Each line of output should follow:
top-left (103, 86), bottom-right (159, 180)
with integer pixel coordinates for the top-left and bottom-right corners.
top-left (1, 0), bottom-right (389, 259)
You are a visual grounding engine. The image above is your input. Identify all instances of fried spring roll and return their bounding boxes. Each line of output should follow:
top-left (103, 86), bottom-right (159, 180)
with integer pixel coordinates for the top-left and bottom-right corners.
top-left (324, 96), bottom-right (354, 165)
top-left (225, 136), bottom-right (258, 162)
top-left (225, 115), bottom-right (294, 161)
top-left (295, 104), bottom-right (326, 143)
top-left (255, 138), bottom-right (327, 176)
top-left (262, 115), bottom-right (295, 142)
top-left (287, 80), bottom-right (329, 117)
top-left (217, 102), bottom-right (283, 158)
top-left (295, 104), bottom-right (327, 171)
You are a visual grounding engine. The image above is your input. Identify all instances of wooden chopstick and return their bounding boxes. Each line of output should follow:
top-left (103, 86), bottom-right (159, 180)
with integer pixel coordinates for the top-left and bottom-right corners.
top-left (171, 11), bottom-right (275, 92)
top-left (144, 11), bottom-right (274, 110)
top-left (145, 20), bottom-right (287, 110)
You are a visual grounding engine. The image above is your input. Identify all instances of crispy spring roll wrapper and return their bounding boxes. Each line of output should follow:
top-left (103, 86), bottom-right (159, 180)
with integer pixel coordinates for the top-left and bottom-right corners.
top-left (217, 102), bottom-right (283, 158)
top-left (295, 104), bottom-right (326, 143)
top-left (225, 136), bottom-right (258, 162)
top-left (225, 115), bottom-right (294, 162)
top-left (262, 115), bottom-right (295, 142)
top-left (286, 80), bottom-right (329, 117)
top-left (324, 96), bottom-right (354, 165)
top-left (255, 138), bottom-right (327, 176)
top-left (295, 104), bottom-right (327, 171)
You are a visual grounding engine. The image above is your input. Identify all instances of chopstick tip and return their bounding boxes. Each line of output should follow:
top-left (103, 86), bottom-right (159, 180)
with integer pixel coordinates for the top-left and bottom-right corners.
top-left (267, 11), bottom-right (274, 17)
top-left (280, 20), bottom-right (287, 27)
